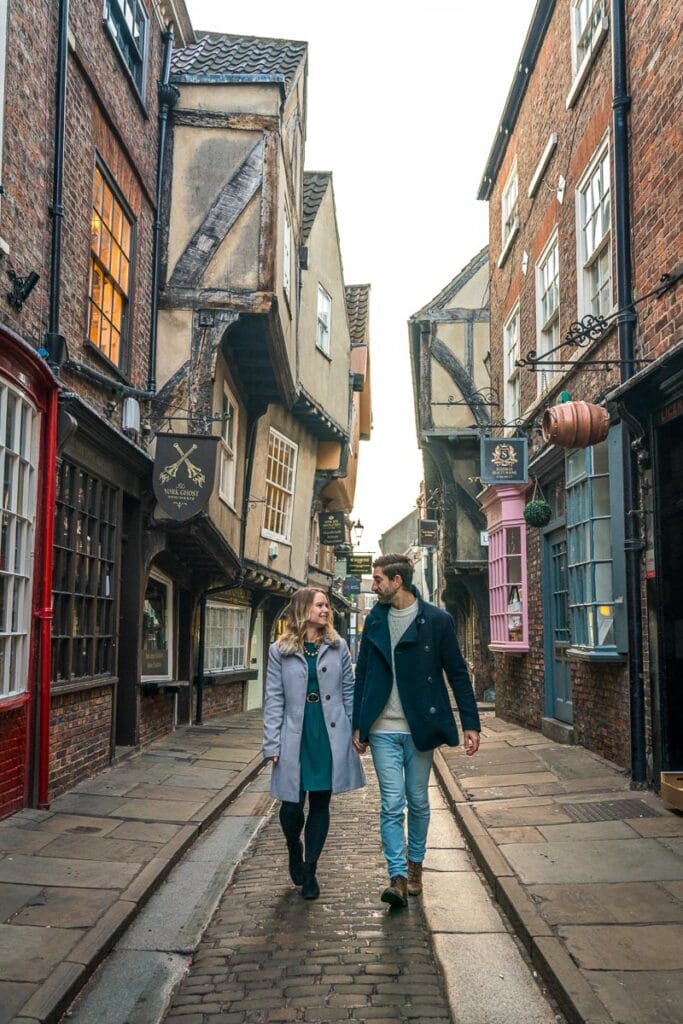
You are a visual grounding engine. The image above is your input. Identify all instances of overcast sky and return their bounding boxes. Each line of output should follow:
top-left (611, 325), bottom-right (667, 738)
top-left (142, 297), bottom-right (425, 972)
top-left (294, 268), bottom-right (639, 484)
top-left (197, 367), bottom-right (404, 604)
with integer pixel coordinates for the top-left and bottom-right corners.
top-left (186, 0), bottom-right (538, 553)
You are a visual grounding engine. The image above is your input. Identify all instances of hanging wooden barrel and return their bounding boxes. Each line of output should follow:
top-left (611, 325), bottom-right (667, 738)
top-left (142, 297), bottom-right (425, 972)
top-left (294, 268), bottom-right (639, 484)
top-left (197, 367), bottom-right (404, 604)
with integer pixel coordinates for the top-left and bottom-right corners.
top-left (541, 400), bottom-right (609, 448)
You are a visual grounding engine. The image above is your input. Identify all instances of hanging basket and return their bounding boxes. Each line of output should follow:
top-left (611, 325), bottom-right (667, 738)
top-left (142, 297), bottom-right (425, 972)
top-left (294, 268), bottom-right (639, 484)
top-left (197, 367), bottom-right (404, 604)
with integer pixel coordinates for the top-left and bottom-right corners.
top-left (524, 498), bottom-right (552, 527)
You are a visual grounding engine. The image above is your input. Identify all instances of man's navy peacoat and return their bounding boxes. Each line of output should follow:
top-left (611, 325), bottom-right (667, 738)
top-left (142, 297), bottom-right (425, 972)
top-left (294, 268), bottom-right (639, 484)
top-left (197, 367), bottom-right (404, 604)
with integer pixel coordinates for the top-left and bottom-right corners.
top-left (352, 588), bottom-right (481, 751)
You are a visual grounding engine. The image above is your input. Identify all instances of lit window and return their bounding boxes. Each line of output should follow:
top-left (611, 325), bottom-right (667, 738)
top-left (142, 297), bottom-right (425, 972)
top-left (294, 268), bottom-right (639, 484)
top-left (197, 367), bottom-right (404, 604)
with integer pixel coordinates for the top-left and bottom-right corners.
top-left (219, 387), bottom-right (237, 507)
top-left (501, 166), bottom-right (519, 248)
top-left (141, 571), bottom-right (173, 679)
top-left (577, 144), bottom-right (611, 319)
top-left (204, 603), bottom-right (250, 673)
top-left (264, 429), bottom-right (297, 541)
top-left (316, 285), bottom-right (332, 355)
top-left (573, 0), bottom-right (605, 73)
top-left (566, 441), bottom-right (615, 650)
top-left (283, 208), bottom-right (292, 301)
top-left (103, 0), bottom-right (148, 94)
top-left (88, 165), bottom-right (134, 369)
top-left (503, 305), bottom-right (520, 424)
top-left (52, 463), bottom-right (118, 683)
top-left (0, 383), bottom-right (37, 698)
top-left (536, 234), bottom-right (560, 392)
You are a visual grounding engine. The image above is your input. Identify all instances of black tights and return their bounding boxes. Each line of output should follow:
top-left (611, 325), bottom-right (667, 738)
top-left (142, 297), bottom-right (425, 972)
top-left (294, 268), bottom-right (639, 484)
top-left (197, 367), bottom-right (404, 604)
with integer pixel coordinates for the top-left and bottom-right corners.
top-left (279, 790), bottom-right (332, 865)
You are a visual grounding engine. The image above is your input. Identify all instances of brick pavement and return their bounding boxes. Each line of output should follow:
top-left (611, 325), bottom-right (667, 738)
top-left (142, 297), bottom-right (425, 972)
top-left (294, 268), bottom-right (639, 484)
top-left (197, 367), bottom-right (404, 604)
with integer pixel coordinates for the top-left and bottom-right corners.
top-left (163, 760), bottom-right (452, 1024)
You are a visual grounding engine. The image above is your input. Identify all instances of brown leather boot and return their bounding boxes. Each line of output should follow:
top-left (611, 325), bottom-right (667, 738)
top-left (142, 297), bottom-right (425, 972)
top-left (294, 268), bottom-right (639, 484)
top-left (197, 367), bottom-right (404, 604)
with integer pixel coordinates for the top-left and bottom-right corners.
top-left (381, 875), bottom-right (408, 907)
top-left (407, 860), bottom-right (423, 895)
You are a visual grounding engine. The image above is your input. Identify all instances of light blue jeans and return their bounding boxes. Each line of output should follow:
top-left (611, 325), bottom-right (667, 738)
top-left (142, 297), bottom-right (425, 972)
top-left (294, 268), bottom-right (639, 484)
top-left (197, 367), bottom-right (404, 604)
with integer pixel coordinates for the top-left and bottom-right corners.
top-left (369, 732), bottom-right (434, 879)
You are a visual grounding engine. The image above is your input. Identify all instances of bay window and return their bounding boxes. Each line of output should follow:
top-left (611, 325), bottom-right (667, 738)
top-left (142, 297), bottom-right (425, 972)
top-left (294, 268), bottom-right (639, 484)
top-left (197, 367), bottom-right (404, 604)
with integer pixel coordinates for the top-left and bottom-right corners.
top-left (480, 484), bottom-right (529, 653)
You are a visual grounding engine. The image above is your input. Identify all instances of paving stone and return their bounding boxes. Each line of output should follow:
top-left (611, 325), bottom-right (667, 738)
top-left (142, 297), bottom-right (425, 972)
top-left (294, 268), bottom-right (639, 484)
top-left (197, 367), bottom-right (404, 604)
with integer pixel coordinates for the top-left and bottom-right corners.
top-left (0, 981), bottom-right (37, 1024)
top-left (625, 816), bottom-right (683, 838)
top-left (0, 923), bottom-right (82, 982)
top-left (122, 784), bottom-right (218, 803)
top-left (0, 854), bottom-right (139, 889)
top-left (21, 813), bottom-right (122, 837)
top-left (422, 869), bottom-right (505, 933)
top-left (0, 827), bottom-right (59, 853)
top-left (427, 809), bottom-right (467, 848)
top-left (12, 886), bottom-right (119, 928)
top-left (47, 794), bottom-right (127, 817)
top-left (527, 881), bottom-right (683, 925)
top-left (0, 883), bottom-right (41, 923)
top-left (588, 969), bottom-right (683, 1024)
top-left (559, 923), bottom-right (683, 970)
top-left (108, 820), bottom-right (181, 843)
top-left (110, 798), bottom-right (206, 822)
top-left (475, 802), bottom-right (573, 828)
top-left (489, 826), bottom-right (545, 844)
top-left (537, 820), bottom-right (637, 841)
top-left (37, 833), bottom-right (162, 862)
top-left (465, 785), bottom-right (535, 800)
top-left (433, 933), bottom-right (559, 1023)
top-left (503, 838), bottom-right (683, 885)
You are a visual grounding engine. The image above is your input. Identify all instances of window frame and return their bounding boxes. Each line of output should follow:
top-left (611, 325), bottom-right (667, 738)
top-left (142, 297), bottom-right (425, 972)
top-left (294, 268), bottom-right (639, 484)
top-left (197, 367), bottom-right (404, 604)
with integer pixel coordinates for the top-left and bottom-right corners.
top-left (316, 284), bottom-right (332, 357)
top-left (503, 303), bottom-right (521, 427)
top-left (535, 231), bottom-right (560, 394)
top-left (204, 602), bottom-right (250, 675)
top-left (52, 462), bottom-right (120, 686)
top-left (576, 141), bottom-right (612, 321)
top-left (283, 207), bottom-right (292, 303)
top-left (141, 569), bottom-right (174, 681)
top-left (0, 381), bottom-right (39, 700)
top-left (263, 428), bottom-right (298, 543)
top-left (87, 159), bottom-right (136, 374)
top-left (565, 428), bottom-right (627, 659)
top-left (480, 485), bottom-right (530, 654)
top-left (103, 0), bottom-right (149, 99)
top-left (218, 386), bottom-right (238, 509)
top-left (499, 163), bottom-right (519, 266)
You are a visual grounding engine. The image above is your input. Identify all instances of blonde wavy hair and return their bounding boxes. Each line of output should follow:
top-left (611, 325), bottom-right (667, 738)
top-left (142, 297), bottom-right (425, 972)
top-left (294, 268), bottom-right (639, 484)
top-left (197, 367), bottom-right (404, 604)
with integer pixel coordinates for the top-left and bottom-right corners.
top-left (277, 587), bottom-right (339, 654)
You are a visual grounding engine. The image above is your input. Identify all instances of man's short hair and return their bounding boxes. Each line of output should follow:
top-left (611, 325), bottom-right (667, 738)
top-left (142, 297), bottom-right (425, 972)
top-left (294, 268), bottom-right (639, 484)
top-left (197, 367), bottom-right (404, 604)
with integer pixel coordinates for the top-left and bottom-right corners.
top-left (373, 553), bottom-right (414, 589)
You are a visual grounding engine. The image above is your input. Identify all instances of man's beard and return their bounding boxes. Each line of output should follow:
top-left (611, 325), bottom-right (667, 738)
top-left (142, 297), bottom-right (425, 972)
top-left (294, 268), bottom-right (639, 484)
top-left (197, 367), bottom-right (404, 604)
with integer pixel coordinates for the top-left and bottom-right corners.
top-left (376, 592), bottom-right (394, 604)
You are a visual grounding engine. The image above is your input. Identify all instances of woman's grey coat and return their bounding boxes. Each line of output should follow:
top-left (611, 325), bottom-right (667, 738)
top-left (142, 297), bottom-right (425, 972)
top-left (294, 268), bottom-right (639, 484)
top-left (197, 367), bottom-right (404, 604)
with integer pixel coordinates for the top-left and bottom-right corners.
top-left (263, 638), bottom-right (365, 803)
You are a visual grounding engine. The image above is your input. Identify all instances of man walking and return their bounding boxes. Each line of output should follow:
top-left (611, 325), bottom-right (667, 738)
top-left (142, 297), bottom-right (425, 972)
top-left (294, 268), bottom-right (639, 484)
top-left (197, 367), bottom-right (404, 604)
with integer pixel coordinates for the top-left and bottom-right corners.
top-left (352, 554), bottom-right (480, 907)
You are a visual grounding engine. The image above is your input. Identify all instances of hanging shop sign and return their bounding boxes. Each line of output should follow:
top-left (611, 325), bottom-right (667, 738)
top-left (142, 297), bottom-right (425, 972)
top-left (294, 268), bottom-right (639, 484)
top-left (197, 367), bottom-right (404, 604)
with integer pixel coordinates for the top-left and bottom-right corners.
top-left (318, 510), bottom-right (347, 546)
top-left (347, 553), bottom-right (373, 577)
top-left (342, 576), bottom-right (361, 596)
top-left (480, 436), bottom-right (528, 485)
top-left (418, 519), bottom-right (438, 546)
top-left (153, 433), bottom-right (219, 521)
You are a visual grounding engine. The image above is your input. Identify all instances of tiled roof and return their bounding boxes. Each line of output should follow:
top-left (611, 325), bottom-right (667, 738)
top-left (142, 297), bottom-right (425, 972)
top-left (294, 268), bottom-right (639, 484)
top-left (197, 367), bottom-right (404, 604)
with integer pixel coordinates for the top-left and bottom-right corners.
top-left (345, 284), bottom-right (371, 345)
top-left (410, 246), bottom-right (489, 319)
top-left (302, 172), bottom-right (331, 242)
top-left (171, 33), bottom-right (307, 92)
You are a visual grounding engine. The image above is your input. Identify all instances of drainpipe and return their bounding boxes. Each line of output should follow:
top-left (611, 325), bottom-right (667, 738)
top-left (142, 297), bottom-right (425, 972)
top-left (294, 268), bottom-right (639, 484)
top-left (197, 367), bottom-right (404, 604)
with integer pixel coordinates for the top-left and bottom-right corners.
top-left (612, 0), bottom-right (646, 787)
top-left (147, 28), bottom-right (179, 394)
top-left (43, 0), bottom-right (68, 369)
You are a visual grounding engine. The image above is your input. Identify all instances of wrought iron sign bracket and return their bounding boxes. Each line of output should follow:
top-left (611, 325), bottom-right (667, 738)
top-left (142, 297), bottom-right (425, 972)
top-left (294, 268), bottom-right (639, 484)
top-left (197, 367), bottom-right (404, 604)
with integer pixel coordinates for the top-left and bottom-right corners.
top-left (431, 384), bottom-right (500, 408)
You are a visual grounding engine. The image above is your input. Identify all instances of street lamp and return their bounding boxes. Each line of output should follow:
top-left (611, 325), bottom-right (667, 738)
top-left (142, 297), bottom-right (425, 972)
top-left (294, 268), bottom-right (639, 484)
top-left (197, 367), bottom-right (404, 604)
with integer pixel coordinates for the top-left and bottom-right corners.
top-left (352, 518), bottom-right (364, 546)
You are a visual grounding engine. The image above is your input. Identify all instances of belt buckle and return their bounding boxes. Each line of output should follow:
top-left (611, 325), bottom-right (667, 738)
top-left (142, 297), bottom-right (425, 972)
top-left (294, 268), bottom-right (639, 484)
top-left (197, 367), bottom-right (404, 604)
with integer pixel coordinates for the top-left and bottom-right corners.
top-left (306, 692), bottom-right (320, 704)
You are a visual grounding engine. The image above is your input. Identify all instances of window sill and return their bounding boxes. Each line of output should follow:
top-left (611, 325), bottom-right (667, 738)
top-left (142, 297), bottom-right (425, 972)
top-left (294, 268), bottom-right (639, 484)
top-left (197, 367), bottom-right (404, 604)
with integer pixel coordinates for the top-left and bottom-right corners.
top-left (202, 669), bottom-right (258, 686)
top-left (261, 530), bottom-right (292, 546)
top-left (566, 647), bottom-right (625, 664)
top-left (83, 339), bottom-right (132, 385)
top-left (218, 493), bottom-right (238, 511)
top-left (139, 679), bottom-right (190, 696)
top-left (488, 642), bottom-right (530, 655)
top-left (316, 344), bottom-right (332, 361)
top-left (51, 676), bottom-right (117, 696)
top-left (0, 692), bottom-right (31, 713)
top-left (497, 224), bottom-right (519, 269)
top-left (566, 18), bottom-right (609, 110)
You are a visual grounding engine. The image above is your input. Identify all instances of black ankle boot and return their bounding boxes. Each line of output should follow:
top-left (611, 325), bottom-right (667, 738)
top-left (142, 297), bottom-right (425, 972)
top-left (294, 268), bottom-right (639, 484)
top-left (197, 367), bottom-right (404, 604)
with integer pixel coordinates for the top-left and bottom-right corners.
top-left (301, 862), bottom-right (319, 899)
top-left (287, 840), bottom-right (304, 885)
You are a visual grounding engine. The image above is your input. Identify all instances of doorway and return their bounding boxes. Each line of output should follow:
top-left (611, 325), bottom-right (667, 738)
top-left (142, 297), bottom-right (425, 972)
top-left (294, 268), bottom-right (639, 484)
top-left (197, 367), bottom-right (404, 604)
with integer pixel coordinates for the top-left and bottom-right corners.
top-left (656, 414), bottom-right (683, 773)
top-left (246, 610), bottom-right (264, 710)
top-left (544, 528), bottom-right (573, 724)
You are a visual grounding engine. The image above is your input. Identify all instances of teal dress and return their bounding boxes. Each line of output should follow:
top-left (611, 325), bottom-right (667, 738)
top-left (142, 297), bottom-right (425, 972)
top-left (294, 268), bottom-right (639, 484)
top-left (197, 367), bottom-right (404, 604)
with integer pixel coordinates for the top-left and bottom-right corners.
top-left (300, 643), bottom-right (333, 792)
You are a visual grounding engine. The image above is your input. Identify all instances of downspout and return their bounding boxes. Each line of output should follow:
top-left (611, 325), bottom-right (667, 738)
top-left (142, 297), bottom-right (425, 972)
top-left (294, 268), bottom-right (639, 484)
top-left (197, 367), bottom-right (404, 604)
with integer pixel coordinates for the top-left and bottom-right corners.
top-left (147, 28), bottom-right (179, 394)
top-left (34, 0), bottom-right (69, 806)
top-left (612, 0), bottom-right (646, 786)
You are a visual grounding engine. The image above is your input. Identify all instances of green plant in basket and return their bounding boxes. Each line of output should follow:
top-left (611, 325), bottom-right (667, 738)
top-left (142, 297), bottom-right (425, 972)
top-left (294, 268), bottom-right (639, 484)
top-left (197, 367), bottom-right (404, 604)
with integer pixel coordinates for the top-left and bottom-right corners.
top-left (524, 498), bottom-right (552, 527)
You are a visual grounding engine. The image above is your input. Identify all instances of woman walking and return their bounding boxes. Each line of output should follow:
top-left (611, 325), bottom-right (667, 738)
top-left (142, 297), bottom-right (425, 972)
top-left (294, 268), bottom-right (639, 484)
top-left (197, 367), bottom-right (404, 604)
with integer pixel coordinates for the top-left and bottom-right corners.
top-left (263, 588), bottom-right (365, 899)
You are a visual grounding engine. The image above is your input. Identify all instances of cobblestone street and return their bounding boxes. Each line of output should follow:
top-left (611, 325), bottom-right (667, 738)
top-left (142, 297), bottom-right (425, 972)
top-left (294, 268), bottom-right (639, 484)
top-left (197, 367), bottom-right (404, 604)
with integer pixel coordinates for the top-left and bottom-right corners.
top-left (163, 761), bottom-right (452, 1024)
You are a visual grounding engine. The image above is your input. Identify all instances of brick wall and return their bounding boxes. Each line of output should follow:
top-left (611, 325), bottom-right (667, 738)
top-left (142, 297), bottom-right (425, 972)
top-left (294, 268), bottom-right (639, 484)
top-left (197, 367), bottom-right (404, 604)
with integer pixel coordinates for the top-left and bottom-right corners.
top-left (629, 0), bottom-right (683, 361)
top-left (49, 686), bottom-right (113, 799)
top-left (192, 682), bottom-right (246, 722)
top-left (0, 703), bottom-right (29, 818)
top-left (139, 692), bottom-right (176, 747)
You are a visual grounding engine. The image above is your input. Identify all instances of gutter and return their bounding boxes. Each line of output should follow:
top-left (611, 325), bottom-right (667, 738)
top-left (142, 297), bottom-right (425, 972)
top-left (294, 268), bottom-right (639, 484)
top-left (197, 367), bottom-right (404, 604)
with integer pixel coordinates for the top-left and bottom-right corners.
top-left (477, 1), bottom-right (556, 201)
